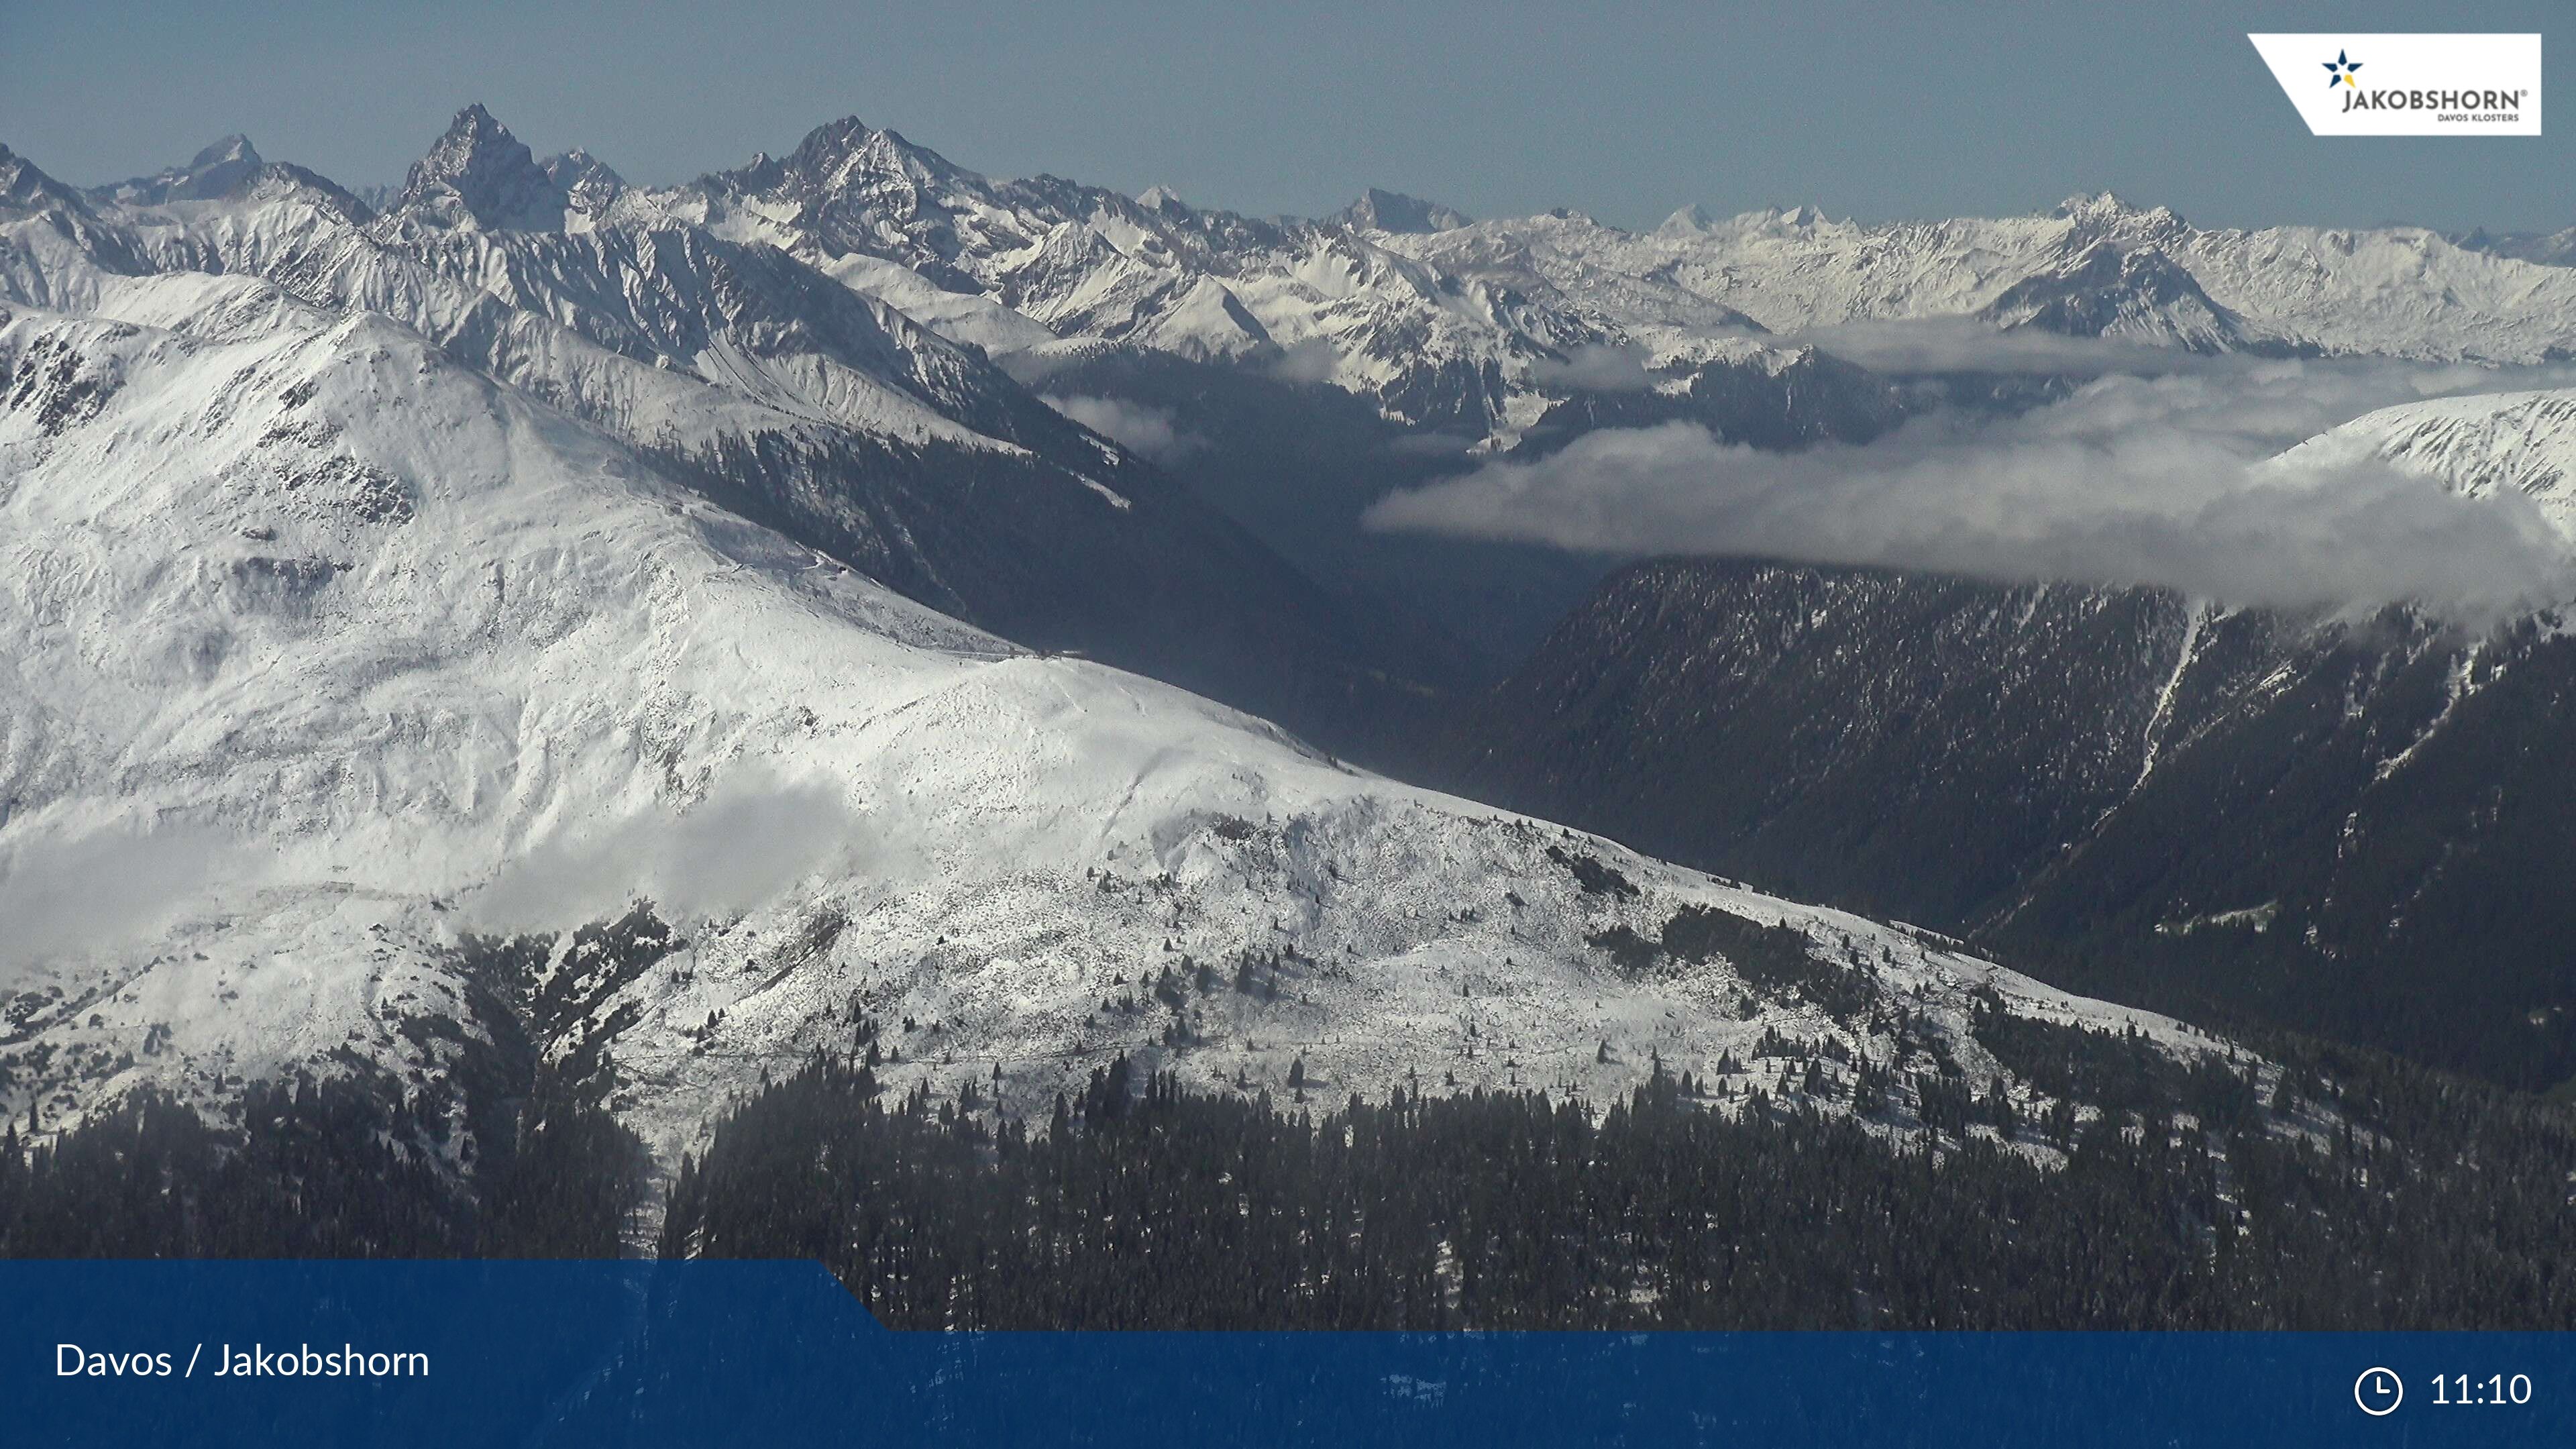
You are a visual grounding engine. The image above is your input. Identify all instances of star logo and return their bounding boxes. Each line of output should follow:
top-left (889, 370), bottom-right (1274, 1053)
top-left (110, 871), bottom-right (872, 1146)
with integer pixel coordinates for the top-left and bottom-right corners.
top-left (2322, 50), bottom-right (2363, 88)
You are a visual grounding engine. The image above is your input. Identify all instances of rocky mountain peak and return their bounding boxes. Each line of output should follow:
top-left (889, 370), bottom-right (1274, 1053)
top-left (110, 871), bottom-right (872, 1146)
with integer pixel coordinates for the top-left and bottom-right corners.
top-left (778, 115), bottom-right (965, 195)
top-left (1332, 187), bottom-right (1470, 233)
top-left (393, 103), bottom-right (568, 231)
top-left (87, 133), bottom-right (265, 207)
top-left (2052, 191), bottom-right (2184, 233)
top-left (541, 146), bottom-right (625, 217)
top-left (0, 142), bottom-right (93, 217)
top-left (1655, 203), bottom-right (1714, 235)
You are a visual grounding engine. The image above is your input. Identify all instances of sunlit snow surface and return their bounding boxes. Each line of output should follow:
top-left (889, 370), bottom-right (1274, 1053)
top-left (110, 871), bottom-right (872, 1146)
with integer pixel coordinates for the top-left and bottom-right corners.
top-left (35, 123), bottom-right (2561, 1172)
top-left (0, 272), bottom-right (2210, 1169)
top-left (2273, 388), bottom-right (2576, 537)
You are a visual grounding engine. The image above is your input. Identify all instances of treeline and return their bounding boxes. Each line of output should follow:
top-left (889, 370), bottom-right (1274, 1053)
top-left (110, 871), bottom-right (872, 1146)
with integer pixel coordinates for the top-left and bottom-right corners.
top-left (661, 1049), bottom-right (2576, 1331)
top-left (0, 913), bottom-right (668, 1260)
top-left (0, 1068), bottom-right (643, 1259)
top-left (13, 900), bottom-right (2573, 1334)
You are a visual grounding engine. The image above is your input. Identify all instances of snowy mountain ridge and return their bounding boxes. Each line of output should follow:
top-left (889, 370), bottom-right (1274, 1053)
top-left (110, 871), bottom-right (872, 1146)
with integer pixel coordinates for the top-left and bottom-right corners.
top-left (0, 267), bottom-right (2218, 1171)
top-left (1395, 192), bottom-right (2576, 366)
top-left (2272, 388), bottom-right (2576, 536)
top-left (11, 105), bottom-right (2563, 1171)
top-left (3, 113), bottom-right (1440, 755)
top-left (34, 111), bottom-right (2576, 456)
top-left (642, 122), bottom-right (2576, 441)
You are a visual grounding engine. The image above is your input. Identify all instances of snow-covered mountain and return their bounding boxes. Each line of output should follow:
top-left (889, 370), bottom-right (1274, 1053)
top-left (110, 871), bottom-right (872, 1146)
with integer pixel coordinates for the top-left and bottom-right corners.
top-left (1395, 193), bottom-right (2576, 364)
top-left (2454, 225), bottom-right (2576, 269)
top-left (0, 266), bottom-right (2218, 1170)
top-left (1432, 552), bottom-right (2576, 1087)
top-left (14, 101), bottom-right (2568, 1170)
top-left (2272, 386), bottom-right (2576, 535)
top-left (645, 123), bottom-right (2576, 445)
top-left (1426, 383), bottom-right (2576, 1088)
top-left (86, 134), bottom-right (267, 208)
top-left (1329, 188), bottom-right (1472, 235)
top-left (0, 113), bottom-right (1435, 759)
top-left (649, 116), bottom-right (1671, 437)
top-left (34, 113), bottom-right (2576, 460)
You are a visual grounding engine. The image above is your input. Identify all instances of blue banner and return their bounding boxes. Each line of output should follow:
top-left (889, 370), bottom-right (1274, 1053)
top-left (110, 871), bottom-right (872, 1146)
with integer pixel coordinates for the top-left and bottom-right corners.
top-left (3, 1260), bottom-right (2564, 1446)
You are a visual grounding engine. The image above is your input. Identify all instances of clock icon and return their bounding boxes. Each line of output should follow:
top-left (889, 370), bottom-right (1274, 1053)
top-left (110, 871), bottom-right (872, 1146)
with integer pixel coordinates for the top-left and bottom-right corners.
top-left (2355, 1367), bottom-right (2404, 1417)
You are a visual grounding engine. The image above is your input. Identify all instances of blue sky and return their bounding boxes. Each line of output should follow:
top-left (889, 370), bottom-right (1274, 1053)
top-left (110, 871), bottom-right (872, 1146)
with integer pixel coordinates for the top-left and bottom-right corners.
top-left (4, 0), bottom-right (2564, 232)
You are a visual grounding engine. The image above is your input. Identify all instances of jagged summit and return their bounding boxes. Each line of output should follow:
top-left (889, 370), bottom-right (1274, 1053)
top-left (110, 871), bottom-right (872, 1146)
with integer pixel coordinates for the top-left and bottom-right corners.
top-left (1719, 204), bottom-right (1839, 234)
top-left (1, 142), bottom-right (95, 216)
top-left (540, 146), bottom-right (625, 217)
top-left (2054, 189), bottom-right (2138, 215)
top-left (1979, 237), bottom-right (2244, 351)
top-left (2051, 191), bottom-right (2182, 230)
top-left (189, 133), bottom-right (258, 168)
top-left (390, 103), bottom-right (570, 231)
top-left (1656, 203), bottom-right (1713, 235)
top-left (771, 114), bottom-right (967, 193)
top-left (2451, 225), bottom-right (2576, 268)
top-left (23, 109), bottom-right (2576, 450)
top-left (88, 134), bottom-right (264, 206)
top-left (1330, 188), bottom-right (1470, 234)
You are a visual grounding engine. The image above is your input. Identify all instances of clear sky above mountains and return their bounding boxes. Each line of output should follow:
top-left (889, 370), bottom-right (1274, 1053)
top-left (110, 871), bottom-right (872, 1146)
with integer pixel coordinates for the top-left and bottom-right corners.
top-left (6, 0), bottom-right (2565, 233)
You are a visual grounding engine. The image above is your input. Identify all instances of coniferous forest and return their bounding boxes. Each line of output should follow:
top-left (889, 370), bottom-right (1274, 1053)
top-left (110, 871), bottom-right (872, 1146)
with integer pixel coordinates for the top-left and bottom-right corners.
top-left (7, 958), bottom-right (2573, 1332)
top-left (0, 920), bottom-right (658, 1260)
top-left (653, 1046), bottom-right (2576, 1330)
top-left (0, 1071), bottom-right (643, 1260)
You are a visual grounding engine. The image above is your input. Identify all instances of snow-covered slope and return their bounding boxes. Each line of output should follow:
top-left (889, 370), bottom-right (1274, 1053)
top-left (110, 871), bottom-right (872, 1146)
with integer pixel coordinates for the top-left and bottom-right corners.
top-left (1, 116), bottom-right (1435, 757)
top-left (2271, 388), bottom-right (2576, 536)
top-left (30, 105), bottom-right (2562, 1169)
top-left (86, 134), bottom-right (268, 208)
top-left (50, 110), bottom-right (2576, 462)
top-left (1396, 193), bottom-right (2576, 364)
top-left (2453, 225), bottom-right (2576, 270)
top-left (651, 118), bottom-right (1780, 439)
top-left (1330, 188), bottom-right (1472, 235)
top-left (0, 270), bottom-right (2218, 1167)
top-left (655, 123), bottom-right (2576, 443)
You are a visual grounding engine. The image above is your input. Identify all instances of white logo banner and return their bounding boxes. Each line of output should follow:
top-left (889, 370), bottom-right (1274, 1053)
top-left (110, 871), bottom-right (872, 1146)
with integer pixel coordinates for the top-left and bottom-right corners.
top-left (2248, 33), bottom-right (2540, 136)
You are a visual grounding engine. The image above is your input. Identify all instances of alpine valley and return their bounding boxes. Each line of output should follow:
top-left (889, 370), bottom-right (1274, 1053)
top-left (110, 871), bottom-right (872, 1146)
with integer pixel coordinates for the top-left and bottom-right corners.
top-left (3, 108), bottom-right (2575, 1322)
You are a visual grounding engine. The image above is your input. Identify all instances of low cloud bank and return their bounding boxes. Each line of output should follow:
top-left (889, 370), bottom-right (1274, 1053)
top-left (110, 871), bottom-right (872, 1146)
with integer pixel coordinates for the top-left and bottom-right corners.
top-left (1269, 337), bottom-right (1343, 384)
top-left (1366, 361), bottom-right (2576, 617)
top-left (1784, 317), bottom-right (2224, 377)
top-left (0, 822), bottom-right (249, 979)
top-left (1529, 343), bottom-right (1658, 392)
top-left (471, 769), bottom-right (874, 930)
top-left (1042, 394), bottom-right (1205, 462)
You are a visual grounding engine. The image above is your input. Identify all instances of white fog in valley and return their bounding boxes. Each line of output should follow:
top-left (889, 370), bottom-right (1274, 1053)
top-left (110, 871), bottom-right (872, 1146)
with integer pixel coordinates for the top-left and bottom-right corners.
top-left (1368, 356), bottom-right (2576, 618)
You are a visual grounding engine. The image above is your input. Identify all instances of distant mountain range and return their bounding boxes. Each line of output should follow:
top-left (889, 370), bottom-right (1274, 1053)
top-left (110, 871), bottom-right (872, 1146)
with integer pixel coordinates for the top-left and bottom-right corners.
top-left (5, 99), bottom-right (2575, 1188)
top-left (28, 110), bottom-right (2576, 674)
top-left (6, 113), bottom-right (1450, 765)
top-left (2, 107), bottom-right (2279, 1173)
top-left (50, 109), bottom-right (2576, 449)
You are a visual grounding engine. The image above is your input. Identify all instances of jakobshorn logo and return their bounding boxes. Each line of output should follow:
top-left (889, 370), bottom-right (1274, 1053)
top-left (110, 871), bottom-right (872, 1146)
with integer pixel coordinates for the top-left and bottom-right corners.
top-left (2249, 34), bottom-right (2541, 136)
